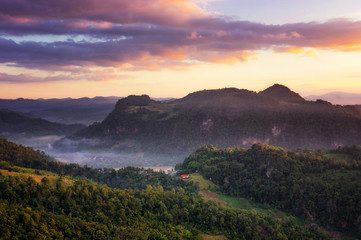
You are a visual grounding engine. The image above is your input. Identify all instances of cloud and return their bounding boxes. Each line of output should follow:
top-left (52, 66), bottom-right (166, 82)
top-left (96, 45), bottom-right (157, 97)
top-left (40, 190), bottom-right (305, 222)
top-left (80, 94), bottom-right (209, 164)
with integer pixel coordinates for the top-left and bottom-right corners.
top-left (0, 0), bottom-right (206, 26)
top-left (0, 68), bottom-right (130, 83)
top-left (0, 72), bottom-right (71, 83)
top-left (1, 0), bottom-right (361, 79)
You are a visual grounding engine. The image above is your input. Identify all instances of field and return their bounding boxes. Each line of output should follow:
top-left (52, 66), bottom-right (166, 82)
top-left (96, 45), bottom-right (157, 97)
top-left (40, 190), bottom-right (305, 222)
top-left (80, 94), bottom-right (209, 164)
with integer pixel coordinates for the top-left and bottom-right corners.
top-left (324, 153), bottom-right (353, 164)
top-left (200, 234), bottom-right (228, 240)
top-left (189, 173), bottom-right (306, 226)
top-left (189, 173), bottom-right (218, 191)
top-left (0, 166), bottom-right (74, 187)
top-left (188, 172), bottom-right (361, 239)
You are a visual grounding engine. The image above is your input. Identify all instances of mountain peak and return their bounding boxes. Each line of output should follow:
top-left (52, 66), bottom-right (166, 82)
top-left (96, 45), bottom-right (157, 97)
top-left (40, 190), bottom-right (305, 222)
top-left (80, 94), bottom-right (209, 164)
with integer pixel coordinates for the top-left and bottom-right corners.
top-left (173, 87), bottom-right (267, 112)
top-left (266, 83), bottom-right (290, 90)
top-left (180, 88), bottom-right (254, 101)
top-left (260, 84), bottom-right (305, 103)
top-left (116, 94), bottom-right (151, 107)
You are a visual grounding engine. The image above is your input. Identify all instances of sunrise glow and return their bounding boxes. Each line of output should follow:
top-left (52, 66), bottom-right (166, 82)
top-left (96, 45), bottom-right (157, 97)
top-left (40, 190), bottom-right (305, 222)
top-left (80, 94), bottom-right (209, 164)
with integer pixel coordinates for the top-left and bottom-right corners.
top-left (0, 0), bottom-right (361, 98)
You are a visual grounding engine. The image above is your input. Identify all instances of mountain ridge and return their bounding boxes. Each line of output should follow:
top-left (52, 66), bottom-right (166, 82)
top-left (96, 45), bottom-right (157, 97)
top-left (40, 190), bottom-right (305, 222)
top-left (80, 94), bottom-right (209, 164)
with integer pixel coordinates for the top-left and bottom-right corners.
top-left (260, 84), bottom-right (305, 103)
top-left (0, 109), bottom-right (85, 136)
top-left (54, 84), bottom-right (361, 165)
top-left (305, 91), bottom-right (361, 105)
top-left (0, 97), bottom-right (120, 125)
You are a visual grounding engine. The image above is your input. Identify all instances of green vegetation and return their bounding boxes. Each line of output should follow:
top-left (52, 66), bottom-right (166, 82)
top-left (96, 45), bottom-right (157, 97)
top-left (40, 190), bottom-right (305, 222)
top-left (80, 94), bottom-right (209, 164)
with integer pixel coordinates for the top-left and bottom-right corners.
top-left (218, 195), bottom-right (252, 209)
top-left (0, 139), bottom-right (332, 239)
top-left (0, 171), bottom-right (330, 239)
top-left (200, 234), bottom-right (228, 240)
top-left (64, 85), bottom-right (361, 160)
top-left (191, 172), bottom-right (307, 229)
top-left (178, 144), bottom-right (361, 238)
top-left (329, 145), bottom-right (361, 162)
top-left (324, 153), bottom-right (353, 164)
top-left (217, 194), bottom-right (308, 228)
top-left (190, 173), bottom-right (218, 191)
top-left (0, 162), bottom-right (74, 187)
top-left (0, 138), bottom-right (197, 192)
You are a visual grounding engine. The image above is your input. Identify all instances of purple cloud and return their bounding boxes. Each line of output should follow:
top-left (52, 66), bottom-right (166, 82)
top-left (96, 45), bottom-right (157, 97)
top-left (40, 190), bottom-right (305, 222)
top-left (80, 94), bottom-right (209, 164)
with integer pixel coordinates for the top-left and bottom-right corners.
top-left (0, 72), bottom-right (73, 83)
top-left (0, 0), bottom-right (205, 26)
top-left (0, 68), bottom-right (130, 83)
top-left (1, 0), bottom-right (361, 73)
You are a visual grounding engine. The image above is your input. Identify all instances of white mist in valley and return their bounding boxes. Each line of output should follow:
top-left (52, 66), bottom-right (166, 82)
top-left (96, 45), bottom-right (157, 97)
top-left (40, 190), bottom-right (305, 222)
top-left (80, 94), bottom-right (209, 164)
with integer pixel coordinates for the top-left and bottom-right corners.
top-left (3, 134), bottom-right (183, 169)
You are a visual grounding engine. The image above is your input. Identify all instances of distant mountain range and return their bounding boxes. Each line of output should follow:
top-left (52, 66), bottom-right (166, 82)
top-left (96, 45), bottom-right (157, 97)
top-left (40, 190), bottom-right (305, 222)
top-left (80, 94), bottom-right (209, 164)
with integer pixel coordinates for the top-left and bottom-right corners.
top-left (0, 96), bottom-right (177, 126)
top-left (305, 92), bottom-right (361, 105)
top-left (0, 109), bottom-right (84, 137)
top-left (0, 97), bottom-right (120, 125)
top-left (54, 84), bottom-right (361, 164)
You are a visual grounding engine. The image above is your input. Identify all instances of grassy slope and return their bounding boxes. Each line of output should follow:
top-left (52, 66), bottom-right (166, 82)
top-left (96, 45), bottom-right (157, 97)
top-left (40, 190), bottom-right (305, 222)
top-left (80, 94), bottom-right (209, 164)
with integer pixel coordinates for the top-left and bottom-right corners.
top-left (190, 174), bottom-right (312, 225)
top-left (200, 234), bottom-right (229, 240)
top-left (0, 165), bottom-right (74, 187)
top-left (324, 153), bottom-right (354, 164)
top-left (189, 173), bottom-right (360, 240)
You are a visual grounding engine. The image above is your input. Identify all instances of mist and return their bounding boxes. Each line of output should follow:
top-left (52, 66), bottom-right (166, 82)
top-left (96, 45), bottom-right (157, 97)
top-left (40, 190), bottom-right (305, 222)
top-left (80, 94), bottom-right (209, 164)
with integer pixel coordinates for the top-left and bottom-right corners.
top-left (2, 134), bottom-right (185, 169)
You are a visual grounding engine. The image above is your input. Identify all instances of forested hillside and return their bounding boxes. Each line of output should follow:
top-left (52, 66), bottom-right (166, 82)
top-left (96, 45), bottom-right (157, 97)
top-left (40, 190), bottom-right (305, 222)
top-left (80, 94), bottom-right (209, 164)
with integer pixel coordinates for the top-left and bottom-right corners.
top-left (0, 139), bottom-right (331, 239)
top-left (61, 84), bottom-right (361, 164)
top-left (0, 139), bottom-right (195, 192)
top-left (177, 144), bottom-right (361, 237)
top-left (0, 109), bottom-right (85, 136)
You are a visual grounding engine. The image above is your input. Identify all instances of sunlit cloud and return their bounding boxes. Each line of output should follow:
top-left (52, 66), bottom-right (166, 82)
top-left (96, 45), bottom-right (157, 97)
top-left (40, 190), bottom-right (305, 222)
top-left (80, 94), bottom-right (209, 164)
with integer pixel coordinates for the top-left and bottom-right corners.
top-left (0, 67), bottom-right (130, 83)
top-left (274, 47), bottom-right (317, 58)
top-left (0, 72), bottom-right (74, 83)
top-left (0, 0), bottom-right (207, 26)
top-left (1, 0), bottom-right (361, 84)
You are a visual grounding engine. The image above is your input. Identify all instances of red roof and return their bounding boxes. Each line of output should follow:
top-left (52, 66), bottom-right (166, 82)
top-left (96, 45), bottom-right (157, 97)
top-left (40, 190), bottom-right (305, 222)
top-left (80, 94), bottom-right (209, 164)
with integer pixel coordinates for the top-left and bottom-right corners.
top-left (181, 175), bottom-right (188, 178)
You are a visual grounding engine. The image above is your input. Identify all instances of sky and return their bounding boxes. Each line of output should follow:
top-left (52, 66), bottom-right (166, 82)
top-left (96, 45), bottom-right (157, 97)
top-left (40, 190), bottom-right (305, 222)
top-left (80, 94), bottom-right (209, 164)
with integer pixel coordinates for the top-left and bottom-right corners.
top-left (1, 0), bottom-right (361, 99)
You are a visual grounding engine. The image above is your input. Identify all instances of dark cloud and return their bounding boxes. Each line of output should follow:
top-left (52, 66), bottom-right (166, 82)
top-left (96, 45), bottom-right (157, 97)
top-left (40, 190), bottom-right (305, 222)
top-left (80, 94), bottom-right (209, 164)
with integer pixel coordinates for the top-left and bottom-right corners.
top-left (1, 0), bottom-right (361, 72)
top-left (0, 0), bottom-right (205, 26)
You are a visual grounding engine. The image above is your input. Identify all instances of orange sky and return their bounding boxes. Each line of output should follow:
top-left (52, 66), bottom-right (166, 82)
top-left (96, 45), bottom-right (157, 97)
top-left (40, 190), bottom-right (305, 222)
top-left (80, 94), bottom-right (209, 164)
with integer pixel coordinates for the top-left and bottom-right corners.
top-left (0, 0), bottom-right (360, 99)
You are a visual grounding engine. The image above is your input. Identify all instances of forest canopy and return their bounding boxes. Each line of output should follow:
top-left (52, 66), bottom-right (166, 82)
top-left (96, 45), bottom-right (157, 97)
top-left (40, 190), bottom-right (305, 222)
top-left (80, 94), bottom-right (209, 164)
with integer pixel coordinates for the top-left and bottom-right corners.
top-left (0, 139), bottom-right (333, 239)
top-left (177, 144), bottom-right (361, 237)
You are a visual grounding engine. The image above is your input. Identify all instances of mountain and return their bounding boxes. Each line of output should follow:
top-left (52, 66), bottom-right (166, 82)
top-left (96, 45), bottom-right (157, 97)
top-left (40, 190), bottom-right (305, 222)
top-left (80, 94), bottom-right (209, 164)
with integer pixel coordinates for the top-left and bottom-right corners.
top-left (260, 84), bottom-right (305, 103)
top-left (305, 92), bottom-right (361, 105)
top-left (0, 109), bottom-right (84, 136)
top-left (0, 96), bottom-right (120, 125)
top-left (55, 84), bottom-right (361, 165)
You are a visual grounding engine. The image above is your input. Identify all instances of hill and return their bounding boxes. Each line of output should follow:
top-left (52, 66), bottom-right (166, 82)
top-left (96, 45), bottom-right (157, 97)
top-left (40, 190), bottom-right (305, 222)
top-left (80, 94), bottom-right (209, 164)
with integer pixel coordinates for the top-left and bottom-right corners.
top-left (305, 92), bottom-right (361, 105)
top-left (0, 139), bottom-right (330, 239)
top-left (0, 109), bottom-right (84, 137)
top-left (260, 84), bottom-right (305, 103)
top-left (57, 84), bottom-right (361, 165)
top-left (177, 144), bottom-right (361, 238)
top-left (0, 96), bottom-right (120, 125)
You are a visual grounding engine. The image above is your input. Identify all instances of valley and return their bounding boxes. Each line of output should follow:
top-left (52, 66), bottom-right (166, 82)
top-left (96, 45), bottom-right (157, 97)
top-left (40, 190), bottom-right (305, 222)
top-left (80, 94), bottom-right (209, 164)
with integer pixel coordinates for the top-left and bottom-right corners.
top-left (55, 85), bottom-right (361, 168)
top-left (1, 84), bottom-right (361, 170)
top-left (0, 85), bottom-right (360, 239)
top-left (2, 1), bottom-right (361, 238)
top-left (1, 139), bottom-right (350, 239)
